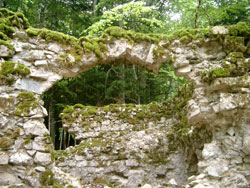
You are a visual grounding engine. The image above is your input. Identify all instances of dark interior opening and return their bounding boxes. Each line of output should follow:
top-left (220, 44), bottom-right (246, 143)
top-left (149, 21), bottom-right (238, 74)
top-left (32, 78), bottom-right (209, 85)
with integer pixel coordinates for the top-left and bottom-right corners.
top-left (42, 63), bottom-right (186, 150)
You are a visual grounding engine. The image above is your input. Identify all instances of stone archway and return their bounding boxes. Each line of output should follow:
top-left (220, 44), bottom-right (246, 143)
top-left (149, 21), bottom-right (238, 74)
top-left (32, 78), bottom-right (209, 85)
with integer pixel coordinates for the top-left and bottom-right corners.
top-left (1, 12), bottom-right (250, 187)
top-left (0, 25), bottom-right (172, 187)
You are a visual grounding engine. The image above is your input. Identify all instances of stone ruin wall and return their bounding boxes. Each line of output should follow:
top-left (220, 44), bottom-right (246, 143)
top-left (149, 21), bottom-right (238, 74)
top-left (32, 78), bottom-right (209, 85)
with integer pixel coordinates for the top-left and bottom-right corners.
top-left (58, 26), bottom-right (250, 188)
top-left (0, 12), bottom-right (249, 188)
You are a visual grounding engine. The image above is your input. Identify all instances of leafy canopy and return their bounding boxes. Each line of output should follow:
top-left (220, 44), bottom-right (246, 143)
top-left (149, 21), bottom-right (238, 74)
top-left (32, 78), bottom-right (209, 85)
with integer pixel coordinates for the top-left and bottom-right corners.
top-left (83, 1), bottom-right (166, 36)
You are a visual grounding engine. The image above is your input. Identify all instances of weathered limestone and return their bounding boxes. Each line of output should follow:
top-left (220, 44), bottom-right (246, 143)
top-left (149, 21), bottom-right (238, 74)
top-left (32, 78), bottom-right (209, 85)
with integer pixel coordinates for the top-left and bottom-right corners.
top-left (0, 15), bottom-right (250, 188)
top-left (58, 26), bottom-right (250, 187)
top-left (58, 106), bottom-right (188, 187)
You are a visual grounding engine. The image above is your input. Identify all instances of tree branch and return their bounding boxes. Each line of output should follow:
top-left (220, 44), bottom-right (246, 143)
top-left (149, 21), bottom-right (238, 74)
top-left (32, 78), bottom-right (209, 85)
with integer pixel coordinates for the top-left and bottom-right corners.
top-left (201, 6), bottom-right (212, 25)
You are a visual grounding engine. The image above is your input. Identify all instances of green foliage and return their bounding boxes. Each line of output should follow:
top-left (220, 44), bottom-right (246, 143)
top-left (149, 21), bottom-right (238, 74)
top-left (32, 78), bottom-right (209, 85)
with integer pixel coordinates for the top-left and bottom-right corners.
top-left (83, 1), bottom-right (166, 36)
top-left (211, 0), bottom-right (250, 26)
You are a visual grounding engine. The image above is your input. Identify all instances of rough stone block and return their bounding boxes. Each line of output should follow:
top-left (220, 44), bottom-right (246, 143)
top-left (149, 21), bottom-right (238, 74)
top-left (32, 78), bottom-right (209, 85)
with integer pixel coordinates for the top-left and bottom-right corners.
top-left (0, 152), bottom-right (9, 165)
top-left (34, 152), bottom-right (52, 166)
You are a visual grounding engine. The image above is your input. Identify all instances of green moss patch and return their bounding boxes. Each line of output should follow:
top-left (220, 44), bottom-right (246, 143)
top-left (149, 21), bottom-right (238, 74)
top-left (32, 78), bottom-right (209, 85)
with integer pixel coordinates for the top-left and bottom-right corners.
top-left (167, 27), bottom-right (210, 43)
top-left (0, 74), bottom-right (14, 85)
top-left (15, 101), bottom-right (39, 116)
top-left (26, 27), bottom-right (78, 46)
top-left (26, 27), bottom-right (83, 66)
top-left (229, 22), bottom-right (250, 36)
top-left (17, 92), bottom-right (35, 101)
top-left (0, 8), bottom-right (30, 43)
top-left (0, 22), bottom-right (15, 35)
top-left (202, 67), bottom-right (231, 83)
top-left (224, 36), bottom-right (246, 53)
top-left (80, 36), bottom-right (107, 58)
top-left (0, 39), bottom-right (14, 51)
top-left (105, 26), bottom-right (167, 43)
top-left (0, 61), bottom-right (30, 76)
top-left (0, 136), bottom-right (14, 148)
top-left (15, 92), bottom-right (38, 116)
top-left (0, 31), bottom-right (8, 40)
top-left (39, 169), bottom-right (55, 186)
top-left (26, 27), bottom-right (40, 36)
top-left (0, 61), bottom-right (30, 86)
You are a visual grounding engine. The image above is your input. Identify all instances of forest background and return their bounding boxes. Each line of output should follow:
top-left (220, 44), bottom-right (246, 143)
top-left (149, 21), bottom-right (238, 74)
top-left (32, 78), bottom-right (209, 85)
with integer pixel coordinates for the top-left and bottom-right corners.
top-left (1, 0), bottom-right (249, 149)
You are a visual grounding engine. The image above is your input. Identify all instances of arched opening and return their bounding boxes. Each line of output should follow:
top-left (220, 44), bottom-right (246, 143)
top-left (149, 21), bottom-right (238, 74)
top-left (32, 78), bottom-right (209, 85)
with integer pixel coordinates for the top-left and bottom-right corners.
top-left (42, 62), bottom-right (186, 150)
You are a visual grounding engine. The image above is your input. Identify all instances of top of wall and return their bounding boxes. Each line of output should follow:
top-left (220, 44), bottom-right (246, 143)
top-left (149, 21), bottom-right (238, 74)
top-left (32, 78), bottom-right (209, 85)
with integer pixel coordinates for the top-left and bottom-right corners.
top-left (0, 8), bottom-right (250, 95)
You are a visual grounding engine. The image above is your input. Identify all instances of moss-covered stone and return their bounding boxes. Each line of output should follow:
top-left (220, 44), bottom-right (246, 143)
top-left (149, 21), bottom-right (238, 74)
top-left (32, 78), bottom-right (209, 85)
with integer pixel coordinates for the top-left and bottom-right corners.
top-left (0, 8), bottom-right (29, 42)
top-left (105, 26), bottom-right (166, 43)
top-left (0, 23), bottom-right (15, 36)
top-left (15, 92), bottom-right (38, 116)
top-left (0, 61), bottom-right (30, 86)
top-left (0, 61), bottom-right (30, 76)
top-left (79, 36), bottom-right (107, 58)
top-left (0, 39), bottom-right (14, 51)
top-left (0, 8), bottom-right (15, 17)
top-left (0, 61), bottom-right (15, 75)
top-left (24, 138), bottom-right (31, 145)
top-left (0, 31), bottom-right (8, 40)
top-left (225, 52), bottom-right (244, 64)
top-left (26, 27), bottom-right (41, 36)
top-left (201, 67), bottom-right (231, 83)
top-left (39, 169), bottom-right (55, 186)
top-left (224, 36), bottom-right (246, 53)
top-left (73, 103), bottom-right (85, 109)
top-left (40, 29), bottom-right (77, 44)
top-left (180, 35), bottom-right (192, 43)
top-left (0, 136), bottom-right (14, 148)
top-left (229, 22), bottom-right (250, 36)
top-left (17, 92), bottom-right (35, 101)
top-left (167, 27), bottom-right (210, 43)
top-left (15, 101), bottom-right (39, 116)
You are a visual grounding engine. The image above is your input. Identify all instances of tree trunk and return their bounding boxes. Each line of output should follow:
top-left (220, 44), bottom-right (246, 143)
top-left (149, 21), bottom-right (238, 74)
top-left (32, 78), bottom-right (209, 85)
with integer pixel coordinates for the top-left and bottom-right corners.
top-left (119, 19), bottom-right (126, 104)
top-left (41, 1), bottom-right (48, 28)
top-left (59, 128), bottom-right (63, 150)
top-left (93, 0), bottom-right (97, 17)
top-left (120, 64), bottom-right (126, 104)
top-left (0, 0), bottom-right (6, 8)
top-left (63, 131), bottom-right (67, 149)
top-left (133, 65), bottom-right (140, 104)
top-left (38, 5), bottom-right (42, 28)
top-left (67, 134), bottom-right (71, 147)
top-left (48, 102), bottom-right (56, 147)
top-left (194, 0), bottom-right (202, 28)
